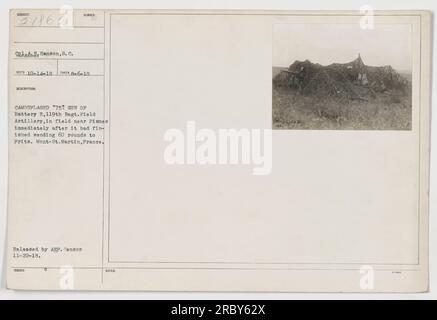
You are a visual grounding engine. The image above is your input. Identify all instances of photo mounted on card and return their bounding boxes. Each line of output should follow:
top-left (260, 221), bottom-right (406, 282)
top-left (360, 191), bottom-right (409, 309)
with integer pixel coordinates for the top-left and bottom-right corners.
top-left (7, 10), bottom-right (431, 292)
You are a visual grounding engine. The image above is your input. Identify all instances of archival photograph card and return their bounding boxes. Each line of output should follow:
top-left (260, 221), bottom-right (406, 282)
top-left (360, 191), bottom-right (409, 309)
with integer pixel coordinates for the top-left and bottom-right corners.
top-left (7, 10), bottom-right (431, 292)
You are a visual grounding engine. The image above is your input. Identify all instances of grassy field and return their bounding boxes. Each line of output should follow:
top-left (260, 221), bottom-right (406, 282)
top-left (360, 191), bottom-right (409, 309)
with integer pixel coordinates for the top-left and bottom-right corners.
top-left (272, 86), bottom-right (412, 130)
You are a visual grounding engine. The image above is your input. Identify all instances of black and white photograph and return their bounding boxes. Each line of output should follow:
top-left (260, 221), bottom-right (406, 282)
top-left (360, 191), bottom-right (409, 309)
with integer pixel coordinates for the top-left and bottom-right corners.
top-left (273, 23), bottom-right (413, 130)
top-left (0, 1), bottom-right (435, 302)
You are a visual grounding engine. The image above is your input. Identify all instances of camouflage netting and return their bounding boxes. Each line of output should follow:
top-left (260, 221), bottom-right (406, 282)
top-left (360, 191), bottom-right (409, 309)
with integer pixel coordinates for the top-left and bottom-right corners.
top-left (273, 55), bottom-right (411, 100)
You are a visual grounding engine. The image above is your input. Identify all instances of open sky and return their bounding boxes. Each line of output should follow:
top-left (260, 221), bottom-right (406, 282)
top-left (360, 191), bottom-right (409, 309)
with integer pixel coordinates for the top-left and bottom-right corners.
top-left (273, 23), bottom-right (412, 72)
